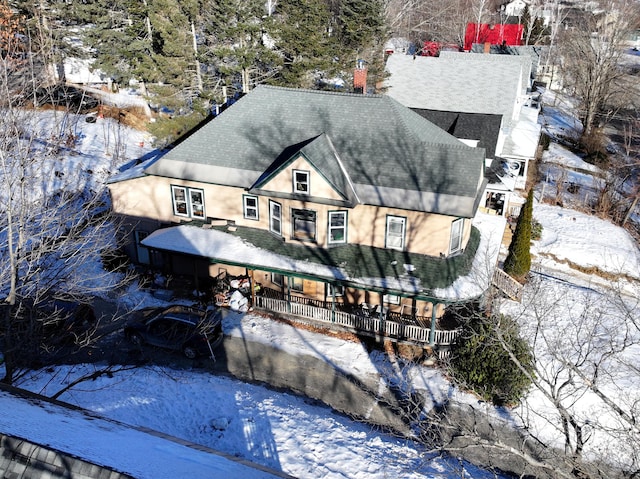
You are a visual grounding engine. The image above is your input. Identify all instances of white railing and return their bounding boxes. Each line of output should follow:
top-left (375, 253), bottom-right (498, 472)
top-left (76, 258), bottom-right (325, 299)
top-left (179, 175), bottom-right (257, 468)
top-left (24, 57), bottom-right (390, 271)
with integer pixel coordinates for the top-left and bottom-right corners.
top-left (492, 268), bottom-right (524, 302)
top-left (255, 296), bottom-right (460, 346)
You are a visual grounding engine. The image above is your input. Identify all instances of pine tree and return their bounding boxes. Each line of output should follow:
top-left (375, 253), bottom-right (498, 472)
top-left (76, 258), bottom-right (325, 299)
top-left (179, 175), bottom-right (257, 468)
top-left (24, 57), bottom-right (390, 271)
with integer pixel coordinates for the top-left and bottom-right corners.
top-left (201, 0), bottom-right (279, 96)
top-left (270, 0), bottom-right (337, 88)
top-left (503, 189), bottom-right (533, 281)
top-left (450, 313), bottom-right (534, 406)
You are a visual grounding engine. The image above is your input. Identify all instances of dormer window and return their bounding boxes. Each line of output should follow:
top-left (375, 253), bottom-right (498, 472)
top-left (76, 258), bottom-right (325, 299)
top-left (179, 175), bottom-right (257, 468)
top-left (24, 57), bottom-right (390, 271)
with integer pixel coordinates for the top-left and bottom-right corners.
top-left (293, 170), bottom-right (310, 194)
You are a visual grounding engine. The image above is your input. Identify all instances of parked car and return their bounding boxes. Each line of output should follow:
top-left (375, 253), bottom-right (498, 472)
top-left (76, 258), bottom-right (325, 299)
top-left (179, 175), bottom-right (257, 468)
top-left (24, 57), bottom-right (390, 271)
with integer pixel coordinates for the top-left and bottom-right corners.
top-left (124, 305), bottom-right (224, 359)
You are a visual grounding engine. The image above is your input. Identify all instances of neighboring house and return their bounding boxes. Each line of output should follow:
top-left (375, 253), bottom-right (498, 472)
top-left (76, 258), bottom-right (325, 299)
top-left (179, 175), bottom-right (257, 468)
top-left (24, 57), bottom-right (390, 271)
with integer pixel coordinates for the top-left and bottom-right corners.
top-left (384, 51), bottom-right (542, 218)
top-left (464, 23), bottom-right (524, 51)
top-left (108, 85), bottom-right (489, 346)
top-left (503, 0), bottom-right (529, 18)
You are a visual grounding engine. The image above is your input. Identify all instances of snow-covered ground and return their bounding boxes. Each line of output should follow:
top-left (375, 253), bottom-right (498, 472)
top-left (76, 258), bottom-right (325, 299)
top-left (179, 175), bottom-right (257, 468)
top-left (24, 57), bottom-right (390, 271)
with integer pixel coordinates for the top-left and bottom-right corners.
top-left (2, 88), bottom-right (640, 478)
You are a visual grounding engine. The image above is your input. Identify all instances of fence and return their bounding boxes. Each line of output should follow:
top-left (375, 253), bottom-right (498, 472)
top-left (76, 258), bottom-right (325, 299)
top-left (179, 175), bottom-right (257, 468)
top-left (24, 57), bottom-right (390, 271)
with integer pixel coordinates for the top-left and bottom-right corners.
top-left (492, 268), bottom-right (524, 301)
top-left (254, 295), bottom-right (460, 346)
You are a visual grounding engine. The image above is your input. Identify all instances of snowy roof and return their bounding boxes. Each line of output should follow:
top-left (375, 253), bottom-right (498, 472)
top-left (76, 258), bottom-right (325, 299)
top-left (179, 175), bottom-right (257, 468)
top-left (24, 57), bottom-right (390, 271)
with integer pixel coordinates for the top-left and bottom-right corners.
top-left (142, 85), bottom-right (486, 218)
top-left (141, 212), bottom-right (503, 302)
top-left (499, 113), bottom-right (542, 159)
top-left (0, 387), bottom-right (291, 479)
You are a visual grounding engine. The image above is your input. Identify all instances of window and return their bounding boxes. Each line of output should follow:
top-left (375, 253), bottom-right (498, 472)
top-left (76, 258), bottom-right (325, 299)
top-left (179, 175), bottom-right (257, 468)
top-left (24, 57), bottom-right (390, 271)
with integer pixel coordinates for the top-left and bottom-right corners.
top-left (385, 215), bottom-right (406, 251)
top-left (290, 277), bottom-right (304, 292)
top-left (450, 218), bottom-right (464, 254)
top-left (292, 208), bottom-right (316, 241)
top-left (328, 211), bottom-right (347, 244)
top-left (269, 200), bottom-right (282, 236)
top-left (243, 195), bottom-right (259, 220)
top-left (383, 294), bottom-right (401, 305)
top-left (272, 273), bottom-right (284, 287)
top-left (293, 170), bottom-right (310, 194)
top-left (327, 283), bottom-right (344, 297)
top-left (171, 185), bottom-right (205, 219)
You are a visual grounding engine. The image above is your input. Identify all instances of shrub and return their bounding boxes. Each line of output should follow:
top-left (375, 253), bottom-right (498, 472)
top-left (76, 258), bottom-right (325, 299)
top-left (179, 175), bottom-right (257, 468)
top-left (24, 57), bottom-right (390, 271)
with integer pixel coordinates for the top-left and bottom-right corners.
top-left (449, 314), bottom-right (535, 406)
top-left (539, 132), bottom-right (551, 151)
top-left (504, 189), bottom-right (533, 281)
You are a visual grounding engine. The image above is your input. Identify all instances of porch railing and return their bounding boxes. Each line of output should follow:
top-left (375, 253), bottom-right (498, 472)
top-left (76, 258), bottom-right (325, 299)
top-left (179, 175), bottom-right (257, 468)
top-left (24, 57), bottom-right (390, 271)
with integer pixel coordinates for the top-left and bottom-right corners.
top-left (254, 295), bottom-right (460, 346)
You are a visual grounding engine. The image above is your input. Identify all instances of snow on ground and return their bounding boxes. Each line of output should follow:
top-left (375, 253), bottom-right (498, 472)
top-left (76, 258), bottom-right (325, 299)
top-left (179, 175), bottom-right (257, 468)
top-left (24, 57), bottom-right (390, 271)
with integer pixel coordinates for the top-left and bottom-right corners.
top-left (532, 202), bottom-right (640, 281)
top-left (2, 88), bottom-right (640, 477)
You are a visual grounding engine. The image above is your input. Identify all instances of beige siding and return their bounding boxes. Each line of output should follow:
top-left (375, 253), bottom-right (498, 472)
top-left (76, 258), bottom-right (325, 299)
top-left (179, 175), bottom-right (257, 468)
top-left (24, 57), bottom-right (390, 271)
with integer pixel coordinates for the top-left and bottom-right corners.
top-left (261, 155), bottom-right (345, 201)
top-left (108, 176), bottom-right (470, 257)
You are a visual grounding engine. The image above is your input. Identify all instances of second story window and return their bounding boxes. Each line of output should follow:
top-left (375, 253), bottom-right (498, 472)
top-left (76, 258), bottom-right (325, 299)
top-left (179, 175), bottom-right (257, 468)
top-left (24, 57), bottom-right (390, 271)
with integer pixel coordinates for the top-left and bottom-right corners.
top-left (450, 218), bottom-right (464, 254)
top-left (269, 200), bottom-right (282, 236)
top-left (293, 169), bottom-right (310, 194)
top-left (292, 208), bottom-right (316, 241)
top-left (243, 195), bottom-right (259, 220)
top-left (385, 215), bottom-right (406, 251)
top-left (328, 211), bottom-right (347, 244)
top-left (171, 185), bottom-right (205, 219)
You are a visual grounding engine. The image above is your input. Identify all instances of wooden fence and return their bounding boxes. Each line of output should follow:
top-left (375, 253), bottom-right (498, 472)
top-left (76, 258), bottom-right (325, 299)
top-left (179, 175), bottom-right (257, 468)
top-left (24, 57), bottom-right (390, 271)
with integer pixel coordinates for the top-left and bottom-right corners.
top-left (254, 296), bottom-right (460, 346)
top-left (492, 268), bottom-right (524, 302)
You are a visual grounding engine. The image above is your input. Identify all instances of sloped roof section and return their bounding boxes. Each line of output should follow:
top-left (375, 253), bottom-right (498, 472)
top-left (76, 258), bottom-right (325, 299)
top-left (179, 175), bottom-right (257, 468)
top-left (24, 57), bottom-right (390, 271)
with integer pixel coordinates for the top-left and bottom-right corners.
top-left (249, 133), bottom-right (359, 206)
top-left (411, 109), bottom-right (502, 159)
top-left (144, 85), bottom-right (486, 217)
top-left (385, 52), bottom-right (531, 125)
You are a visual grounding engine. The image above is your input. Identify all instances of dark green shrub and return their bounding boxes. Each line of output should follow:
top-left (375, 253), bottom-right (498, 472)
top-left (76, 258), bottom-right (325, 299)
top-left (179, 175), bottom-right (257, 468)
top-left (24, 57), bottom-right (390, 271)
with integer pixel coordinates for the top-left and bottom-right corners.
top-left (449, 314), bottom-right (535, 406)
top-left (539, 132), bottom-right (551, 151)
top-left (504, 189), bottom-right (533, 281)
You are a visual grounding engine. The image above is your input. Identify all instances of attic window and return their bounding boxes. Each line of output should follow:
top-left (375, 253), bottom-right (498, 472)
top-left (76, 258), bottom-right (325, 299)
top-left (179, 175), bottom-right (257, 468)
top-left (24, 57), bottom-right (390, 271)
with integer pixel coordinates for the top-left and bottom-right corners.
top-left (293, 170), bottom-right (310, 194)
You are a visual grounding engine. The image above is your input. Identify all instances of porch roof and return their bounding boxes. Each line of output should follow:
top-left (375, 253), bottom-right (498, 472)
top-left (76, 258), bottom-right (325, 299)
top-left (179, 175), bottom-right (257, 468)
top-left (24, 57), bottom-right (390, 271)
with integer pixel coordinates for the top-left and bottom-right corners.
top-left (141, 223), bottom-right (482, 303)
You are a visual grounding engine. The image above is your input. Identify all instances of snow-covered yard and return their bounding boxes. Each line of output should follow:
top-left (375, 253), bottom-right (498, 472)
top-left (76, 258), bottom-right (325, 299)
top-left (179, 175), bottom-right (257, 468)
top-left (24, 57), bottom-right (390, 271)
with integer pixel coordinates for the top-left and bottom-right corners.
top-left (2, 88), bottom-right (640, 478)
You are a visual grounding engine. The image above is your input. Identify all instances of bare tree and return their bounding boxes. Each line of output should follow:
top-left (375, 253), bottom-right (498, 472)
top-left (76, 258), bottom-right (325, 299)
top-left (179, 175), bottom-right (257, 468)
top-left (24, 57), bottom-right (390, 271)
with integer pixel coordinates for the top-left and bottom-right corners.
top-left (557, 0), bottom-right (640, 145)
top-left (499, 273), bottom-right (640, 477)
top-left (0, 10), bottom-right (136, 385)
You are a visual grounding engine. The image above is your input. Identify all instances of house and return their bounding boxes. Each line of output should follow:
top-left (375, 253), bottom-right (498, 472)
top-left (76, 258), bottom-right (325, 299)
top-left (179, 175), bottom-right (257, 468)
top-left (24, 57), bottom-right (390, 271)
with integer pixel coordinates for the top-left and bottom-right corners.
top-left (464, 23), bottom-right (524, 52)
top-left (107, 85), bottom-right (490, 346)
top-left (384, 51), bottom-right (542, 218)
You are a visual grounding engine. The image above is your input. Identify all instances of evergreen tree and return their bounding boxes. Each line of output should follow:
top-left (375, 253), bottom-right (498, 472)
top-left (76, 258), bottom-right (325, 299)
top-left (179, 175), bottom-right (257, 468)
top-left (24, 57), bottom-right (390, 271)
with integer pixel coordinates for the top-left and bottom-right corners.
top-left (450, 314), bottom-right (534, 406)
top-left (270, 0), bottom-right (337, 88)
top-left (201, 0), bottom-right (279, 96)
top-left (503, 188), bottom-right (533, 281)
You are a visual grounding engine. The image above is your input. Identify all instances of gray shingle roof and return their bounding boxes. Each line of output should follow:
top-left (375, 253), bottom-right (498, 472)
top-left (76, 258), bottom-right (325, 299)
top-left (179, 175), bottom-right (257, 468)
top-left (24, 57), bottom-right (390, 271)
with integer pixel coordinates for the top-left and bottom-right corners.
top-left (144, 85), bottom-right (486, 217)
top-left (411, 109), bottom-right (502, 159)
top-left (384, 52), bottom-right (530, 125)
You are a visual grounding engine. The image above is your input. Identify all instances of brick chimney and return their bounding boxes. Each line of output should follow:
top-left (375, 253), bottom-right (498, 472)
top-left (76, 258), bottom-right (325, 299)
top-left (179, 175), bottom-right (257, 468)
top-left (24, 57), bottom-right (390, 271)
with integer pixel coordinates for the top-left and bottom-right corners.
top-left (353, 59), bottom-right (367, 94)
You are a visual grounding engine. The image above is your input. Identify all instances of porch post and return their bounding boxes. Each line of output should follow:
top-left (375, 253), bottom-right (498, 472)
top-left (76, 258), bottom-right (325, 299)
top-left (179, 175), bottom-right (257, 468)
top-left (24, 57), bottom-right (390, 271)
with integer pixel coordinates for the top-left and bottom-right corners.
top-left (286, 277), bottom-right (291, 313)
top-left (331, 283), bottom-right (336, 323)
top-left (429, 301), bottom-right (438, 346)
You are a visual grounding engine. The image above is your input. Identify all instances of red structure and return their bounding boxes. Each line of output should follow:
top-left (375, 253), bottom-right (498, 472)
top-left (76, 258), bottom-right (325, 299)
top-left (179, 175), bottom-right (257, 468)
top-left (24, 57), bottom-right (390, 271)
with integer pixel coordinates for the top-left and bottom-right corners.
top-left (422, 41), bottom-right (461, 57)
top-left (464, 23), bottom-right (523, 51)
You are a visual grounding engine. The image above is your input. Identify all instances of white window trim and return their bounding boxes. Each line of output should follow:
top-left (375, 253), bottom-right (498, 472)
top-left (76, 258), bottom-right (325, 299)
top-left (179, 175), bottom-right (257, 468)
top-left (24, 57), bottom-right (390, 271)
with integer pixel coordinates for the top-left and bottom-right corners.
top-left (383, 294), bottom-right (401, 305)
top-left (385, 215), bottom-right (406, 251)
top-left (243, 195), bottom-right (259, 220)
top-left (171, 185), bottom-right (205, 219)
top-left (269, 200), bottom-right (282, 236)
top-left (327, 283), bottom-right (344, 297)
top-left (272, 273), bottom-right (284, 287)
top-left (293, 169), bottom-right (310, 194)
top-left (450, 218), bottom-right (464, 254)
top-left (328, 211), bottom-right (347, 245)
